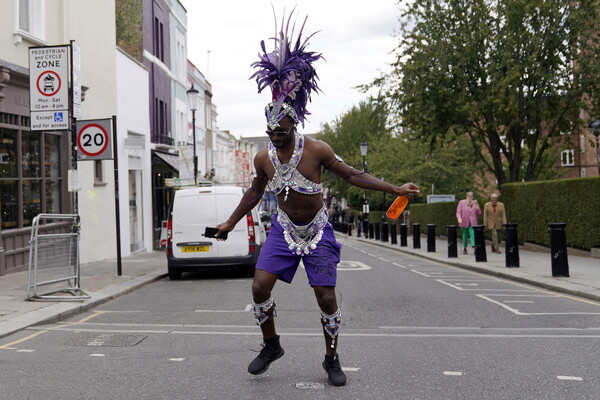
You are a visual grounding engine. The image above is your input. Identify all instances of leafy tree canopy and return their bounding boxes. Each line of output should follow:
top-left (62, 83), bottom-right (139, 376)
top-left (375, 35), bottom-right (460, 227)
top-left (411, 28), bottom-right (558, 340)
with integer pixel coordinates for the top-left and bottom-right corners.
top-left (372, 0), bottom-right (600, 184)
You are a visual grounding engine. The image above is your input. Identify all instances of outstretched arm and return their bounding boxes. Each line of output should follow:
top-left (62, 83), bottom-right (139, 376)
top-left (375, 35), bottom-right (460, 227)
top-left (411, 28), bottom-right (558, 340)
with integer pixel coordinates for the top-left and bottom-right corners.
top-left (320, 142), bottom-right (420, 197)
top-left (215, 155), bottom-right (269, 238)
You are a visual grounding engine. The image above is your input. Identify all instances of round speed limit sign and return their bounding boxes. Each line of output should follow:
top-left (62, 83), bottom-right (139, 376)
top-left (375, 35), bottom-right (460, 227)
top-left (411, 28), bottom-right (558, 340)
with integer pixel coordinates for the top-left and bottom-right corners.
top-left (76, 121), bottom-right (111, 159)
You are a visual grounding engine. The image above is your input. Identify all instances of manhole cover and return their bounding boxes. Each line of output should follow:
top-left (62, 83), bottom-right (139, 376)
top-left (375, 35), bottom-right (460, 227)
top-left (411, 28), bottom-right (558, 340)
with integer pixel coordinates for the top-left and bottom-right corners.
top-left (64, 333), bottom-right (147, 347)
top-left (295, 382), bottom-right (325, 390)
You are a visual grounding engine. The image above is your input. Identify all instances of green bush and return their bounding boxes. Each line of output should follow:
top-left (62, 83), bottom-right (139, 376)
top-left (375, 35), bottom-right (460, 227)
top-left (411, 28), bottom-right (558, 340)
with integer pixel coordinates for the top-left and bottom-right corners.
top-left (500, 176), bottom-right (600, 250)
top-left (406, 177), bottom-right (600, 250)
top-left (410, 201), bottom-right (460, 235)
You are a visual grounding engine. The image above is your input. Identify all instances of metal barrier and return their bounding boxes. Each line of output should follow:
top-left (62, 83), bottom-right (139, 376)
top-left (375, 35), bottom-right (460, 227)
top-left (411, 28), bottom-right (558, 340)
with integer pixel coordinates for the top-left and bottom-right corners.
top-left (26, 214), bottom-right (90, 301)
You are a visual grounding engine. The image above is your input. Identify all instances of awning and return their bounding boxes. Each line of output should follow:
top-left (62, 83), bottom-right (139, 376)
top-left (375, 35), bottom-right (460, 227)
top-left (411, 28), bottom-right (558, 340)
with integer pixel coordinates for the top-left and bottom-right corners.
top-left (153, 151), bottom-right (179, 172)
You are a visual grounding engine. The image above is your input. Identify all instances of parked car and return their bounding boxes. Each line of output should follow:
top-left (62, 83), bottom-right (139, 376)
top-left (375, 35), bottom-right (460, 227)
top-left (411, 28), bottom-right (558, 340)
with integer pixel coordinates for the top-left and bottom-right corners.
top-left (166, 186), bottom-right (266, 280)
top-left (259, 211), bottom-right (272, 235)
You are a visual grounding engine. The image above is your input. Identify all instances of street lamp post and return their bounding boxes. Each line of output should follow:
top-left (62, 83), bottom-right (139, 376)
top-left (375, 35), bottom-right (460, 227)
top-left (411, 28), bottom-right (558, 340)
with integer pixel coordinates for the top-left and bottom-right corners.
top-left (587, 119), bottom-right (600, 176)
top-left (187, 84), bottom-right (200, 186)
top-left (360, 141), bottom-right (369, 237)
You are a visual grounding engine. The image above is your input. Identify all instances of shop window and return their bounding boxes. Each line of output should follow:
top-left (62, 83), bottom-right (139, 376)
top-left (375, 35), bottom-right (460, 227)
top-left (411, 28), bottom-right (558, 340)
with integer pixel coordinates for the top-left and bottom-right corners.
top-left (0, 117), bottom-right (66, 229)
top-left (0, 129), bottom-right (17, 178)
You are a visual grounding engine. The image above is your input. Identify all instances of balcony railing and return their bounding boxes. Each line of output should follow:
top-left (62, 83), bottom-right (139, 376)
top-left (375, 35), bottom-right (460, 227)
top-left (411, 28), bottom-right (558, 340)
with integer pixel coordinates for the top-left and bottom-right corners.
top-left (151, 134), bottom-right (174, 146)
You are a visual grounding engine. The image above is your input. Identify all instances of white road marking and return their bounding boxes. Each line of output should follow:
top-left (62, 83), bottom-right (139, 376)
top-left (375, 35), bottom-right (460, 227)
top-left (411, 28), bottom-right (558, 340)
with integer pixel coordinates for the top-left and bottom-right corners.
top-left (245, 304), bottom-right (252, 312)
top-left (443, 371), bottom-right (463, 376)
top-left (32, 326), bottom-right (600, 339)
top-left (477, 294), bottom-right (600, 315)
top-left (438, 280), bottom-right (529, 292)
top-left (342, 367), bottom-right (360, 372)
top-left (169, 358), bottom-right (185, 361)
top-left (89, 354), bottom-right (106, 357)
top-left (16, 349), bottom-right (35, 353)
top-left (455, 283), bottom-right (480, 286)
top-left (392, 263), bottom-right (407, 269)
top-left (195, 309), bottom-right (249, 313)
top-left (557, 376), bottom-right (583, 381)
top-left (504, 301), bottom-right (535, 304)
top-left (379, 258), bottom-right (390, 262)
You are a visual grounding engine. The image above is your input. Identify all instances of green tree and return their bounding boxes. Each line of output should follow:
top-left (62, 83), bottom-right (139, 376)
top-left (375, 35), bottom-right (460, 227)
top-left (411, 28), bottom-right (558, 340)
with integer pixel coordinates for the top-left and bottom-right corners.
top-left (374, 0), bottom-right (600, 185)
top-left (318, 99), bottom-right (481, 210)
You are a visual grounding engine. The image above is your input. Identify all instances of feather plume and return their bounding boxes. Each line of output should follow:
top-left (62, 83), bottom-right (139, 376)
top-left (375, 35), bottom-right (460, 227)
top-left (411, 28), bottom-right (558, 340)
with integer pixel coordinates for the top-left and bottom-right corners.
top-left (250, 7), bottom-right (323, 127)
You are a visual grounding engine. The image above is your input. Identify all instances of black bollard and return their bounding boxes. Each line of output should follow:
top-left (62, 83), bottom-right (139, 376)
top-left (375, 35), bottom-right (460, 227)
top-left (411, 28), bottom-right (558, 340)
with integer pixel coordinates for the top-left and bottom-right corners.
top-left (400, 224), bottom-right (408, 247)
top-left (427, 224), bottom-right (436, 252)
top-left (504, 223), bottom-right (520, 268)
top-left (347, 223), bottom-right (352, 236)
top-left (363, 220), bottom-right (369, 239)
top-left (447, 225), bottom-right (458, 258)
top-left (473, 225), bottom-right (487, 262)
top-left (375, 223), bottom-right (381, 240)
top-left (412, 223), bottom-right (421, 249)
top-left (390, 224), bottom-right (397, 245)
top-left (548, 223), bottom-right (569, 277)
top-left (369, 223), bottom-right (374, 239)
top-left (381, 222), bottom-right (389, 243)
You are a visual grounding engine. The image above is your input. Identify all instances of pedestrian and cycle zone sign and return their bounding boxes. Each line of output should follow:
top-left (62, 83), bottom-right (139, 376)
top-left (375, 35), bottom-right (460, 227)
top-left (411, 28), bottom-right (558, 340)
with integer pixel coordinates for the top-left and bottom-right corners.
top-left (76, 119), bottom-right (112, 160)
top-left (29, 45), bottom-right (70, 131)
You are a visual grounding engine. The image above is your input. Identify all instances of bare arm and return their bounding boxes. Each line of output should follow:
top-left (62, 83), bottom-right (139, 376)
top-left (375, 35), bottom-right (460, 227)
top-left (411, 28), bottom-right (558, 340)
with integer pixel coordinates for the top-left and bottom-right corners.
top-left (319, 141), bottom-right (420, 197)
top-left (215, 154), bottom-right (269, 238)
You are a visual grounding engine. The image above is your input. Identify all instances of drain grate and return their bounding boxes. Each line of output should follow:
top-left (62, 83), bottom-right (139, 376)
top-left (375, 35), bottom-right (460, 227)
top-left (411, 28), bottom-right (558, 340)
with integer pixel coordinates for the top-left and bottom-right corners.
top-left (64, 333), bottom-right (147, 347)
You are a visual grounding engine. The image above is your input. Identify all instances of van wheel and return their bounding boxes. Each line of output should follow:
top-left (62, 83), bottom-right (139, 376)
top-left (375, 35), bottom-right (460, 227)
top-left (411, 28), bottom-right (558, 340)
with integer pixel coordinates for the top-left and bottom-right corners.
top-left (168, 266), bottom-right (182, 280)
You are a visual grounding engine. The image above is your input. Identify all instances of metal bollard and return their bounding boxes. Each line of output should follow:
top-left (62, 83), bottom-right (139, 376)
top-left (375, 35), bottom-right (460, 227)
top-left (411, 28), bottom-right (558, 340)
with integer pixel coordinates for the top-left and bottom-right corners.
top-left (548, 223), bottom-right (569, 277)
top-left (412, 223), bottom-right (421, 249)
top-left (347, 223), bottom-right (352, 236)
top-left (447, 225), bottom-right (457, 258)
top-left (381, 222), bottom-right (389, 243)
top-left (363, 220), bottom-right (369, 238)
top-left (427, 224), bottom-right (436, 252)
top-left (504, 223), bottom-right (520, 268)
top-left (473, 225), bottom-right (487, 262)
top-left (374, 223), bottom-right (381, 240)
top-left (400, 224), bottom-right (408, 247)
top-left (390, 224), bottom-right (397, 245)
top-left (369, 223), bottom-right (374, 239)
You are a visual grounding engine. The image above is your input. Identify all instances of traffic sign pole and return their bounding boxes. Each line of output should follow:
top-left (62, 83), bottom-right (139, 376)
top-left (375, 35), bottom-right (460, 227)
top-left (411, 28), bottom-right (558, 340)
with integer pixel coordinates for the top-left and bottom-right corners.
top-left (112, 116), bottom-right (122, 276)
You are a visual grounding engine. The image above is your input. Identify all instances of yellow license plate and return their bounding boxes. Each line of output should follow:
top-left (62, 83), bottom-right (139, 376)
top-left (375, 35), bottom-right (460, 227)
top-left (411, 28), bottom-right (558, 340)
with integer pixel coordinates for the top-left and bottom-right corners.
top-left (181, 246), bottom-right (209, 253)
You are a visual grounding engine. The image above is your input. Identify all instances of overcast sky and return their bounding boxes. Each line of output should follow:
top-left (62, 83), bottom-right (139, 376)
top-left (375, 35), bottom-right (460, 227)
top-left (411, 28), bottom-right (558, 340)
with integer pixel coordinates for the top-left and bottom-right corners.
top-left (180, 0), bottom-right (401, 138)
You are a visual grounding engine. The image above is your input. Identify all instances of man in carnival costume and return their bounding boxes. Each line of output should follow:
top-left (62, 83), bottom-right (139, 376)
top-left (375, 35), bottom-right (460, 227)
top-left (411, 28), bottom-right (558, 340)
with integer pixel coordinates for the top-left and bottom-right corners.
top-left (216, 9), bottom-right (419, 386)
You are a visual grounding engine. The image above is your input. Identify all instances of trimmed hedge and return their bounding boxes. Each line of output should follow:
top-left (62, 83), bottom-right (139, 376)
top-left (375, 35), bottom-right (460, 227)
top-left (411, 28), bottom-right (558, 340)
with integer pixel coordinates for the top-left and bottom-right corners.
top-left (406, 176), bottom-right (600, 250)
top-left (500, 176), bottom-right (600, 250)
top-left (410, 201), bottom-right (461, 235)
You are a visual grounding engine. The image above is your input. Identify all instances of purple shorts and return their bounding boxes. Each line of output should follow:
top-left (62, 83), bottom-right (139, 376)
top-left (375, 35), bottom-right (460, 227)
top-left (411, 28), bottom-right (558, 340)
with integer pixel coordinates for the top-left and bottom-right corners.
top-left (256, 215), bottom-right (342, 286)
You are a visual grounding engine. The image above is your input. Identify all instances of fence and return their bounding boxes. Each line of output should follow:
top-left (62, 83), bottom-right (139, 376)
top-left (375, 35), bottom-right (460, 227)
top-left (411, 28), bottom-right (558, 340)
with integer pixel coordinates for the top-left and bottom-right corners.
top-left (26, 214), bottom-right (90, 301)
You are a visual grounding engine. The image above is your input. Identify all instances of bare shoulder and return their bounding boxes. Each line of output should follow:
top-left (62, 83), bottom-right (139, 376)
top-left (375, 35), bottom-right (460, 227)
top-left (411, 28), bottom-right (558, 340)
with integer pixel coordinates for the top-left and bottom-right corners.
top-left (254, 148), bottom-right (270, 172)
top-left (304, 135), bottom-right (334, 160)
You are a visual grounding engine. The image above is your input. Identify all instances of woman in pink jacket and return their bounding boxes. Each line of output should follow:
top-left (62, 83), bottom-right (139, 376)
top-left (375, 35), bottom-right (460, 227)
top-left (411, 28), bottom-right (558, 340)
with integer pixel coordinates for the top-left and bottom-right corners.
top-left (455, 192), bottom-right (481, 254)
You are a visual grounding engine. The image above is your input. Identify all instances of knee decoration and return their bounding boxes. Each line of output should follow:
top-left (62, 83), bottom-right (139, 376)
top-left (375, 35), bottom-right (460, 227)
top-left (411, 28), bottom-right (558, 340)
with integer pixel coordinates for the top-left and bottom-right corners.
top-left (321, 308), bottom-right (341, 348)
top-left (252, 297), bottom-right (276, 326)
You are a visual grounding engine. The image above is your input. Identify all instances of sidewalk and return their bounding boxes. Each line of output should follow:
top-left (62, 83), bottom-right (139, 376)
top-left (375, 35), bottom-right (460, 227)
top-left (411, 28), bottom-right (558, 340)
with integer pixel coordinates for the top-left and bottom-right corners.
top-left (1, 236), bottom-right (599, 341)
top-left (0, 251), bottom-right (167, 339)
top-left (348, 233), bottom-right (600, 302)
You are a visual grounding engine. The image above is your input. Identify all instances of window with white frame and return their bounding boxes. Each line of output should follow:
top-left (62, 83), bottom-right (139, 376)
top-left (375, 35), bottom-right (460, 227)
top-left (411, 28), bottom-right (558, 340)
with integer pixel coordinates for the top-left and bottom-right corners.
top-left (176, 29), bottom-right (186, 80)
top-left (560, 149), bottom-right (575, 166)
top-left (17, 0), bottom-right (45, 40)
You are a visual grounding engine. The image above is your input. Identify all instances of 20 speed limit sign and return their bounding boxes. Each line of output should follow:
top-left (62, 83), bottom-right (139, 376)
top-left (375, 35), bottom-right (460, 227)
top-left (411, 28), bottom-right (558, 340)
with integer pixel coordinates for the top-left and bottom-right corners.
top-left (76, 119), bottom-right (112, 160)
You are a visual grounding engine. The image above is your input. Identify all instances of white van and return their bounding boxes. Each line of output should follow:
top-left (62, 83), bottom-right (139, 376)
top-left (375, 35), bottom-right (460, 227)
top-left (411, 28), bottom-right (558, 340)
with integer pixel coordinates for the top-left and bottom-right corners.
top-left (166, 186), bottom-right (266, 280)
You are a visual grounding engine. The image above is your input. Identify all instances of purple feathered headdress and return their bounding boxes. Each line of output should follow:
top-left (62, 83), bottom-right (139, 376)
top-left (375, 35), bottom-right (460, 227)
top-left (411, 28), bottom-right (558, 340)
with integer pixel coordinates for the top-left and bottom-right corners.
top-left (250, 7), bottom-right (323, 129)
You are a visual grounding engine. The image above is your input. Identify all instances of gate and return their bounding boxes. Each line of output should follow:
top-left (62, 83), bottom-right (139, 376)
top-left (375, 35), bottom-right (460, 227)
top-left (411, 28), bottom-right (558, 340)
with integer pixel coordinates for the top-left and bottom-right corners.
top-left (26, 214), bottom-right (90, 301)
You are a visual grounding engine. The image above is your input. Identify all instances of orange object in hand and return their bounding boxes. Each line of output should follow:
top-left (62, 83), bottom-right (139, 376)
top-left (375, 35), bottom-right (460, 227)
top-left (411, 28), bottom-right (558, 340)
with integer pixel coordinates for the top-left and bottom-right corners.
top-left (386, 196), bottom-right (409, 220)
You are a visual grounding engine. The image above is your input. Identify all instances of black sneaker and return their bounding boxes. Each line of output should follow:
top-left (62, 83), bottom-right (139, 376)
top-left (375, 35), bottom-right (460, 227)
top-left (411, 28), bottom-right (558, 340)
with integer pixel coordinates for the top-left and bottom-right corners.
top-left (248, 335), bottom-right (285, 375)
top-left (322, 353), bottom-right (347, 386)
